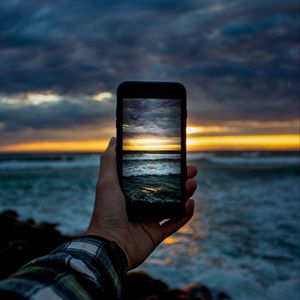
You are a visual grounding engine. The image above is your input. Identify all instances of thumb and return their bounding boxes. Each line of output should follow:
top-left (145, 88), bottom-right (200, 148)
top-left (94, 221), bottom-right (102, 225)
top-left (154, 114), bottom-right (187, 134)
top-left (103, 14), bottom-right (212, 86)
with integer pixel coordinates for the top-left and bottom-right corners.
top-left (99, 137), bottom-right (119, 186)
top-left (160, 198), bottom-right (195, 239)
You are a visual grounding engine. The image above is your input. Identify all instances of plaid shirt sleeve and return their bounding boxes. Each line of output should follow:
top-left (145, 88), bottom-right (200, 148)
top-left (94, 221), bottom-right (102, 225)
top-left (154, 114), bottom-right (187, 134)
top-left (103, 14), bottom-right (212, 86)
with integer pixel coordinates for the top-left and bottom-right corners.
top-left (0, 236), bottom-right (128, 300)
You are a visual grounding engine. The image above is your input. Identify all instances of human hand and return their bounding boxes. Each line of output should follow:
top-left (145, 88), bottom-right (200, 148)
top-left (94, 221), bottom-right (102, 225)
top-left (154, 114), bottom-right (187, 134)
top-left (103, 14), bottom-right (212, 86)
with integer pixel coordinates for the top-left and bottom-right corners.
top-left (85, 137), bottom-right (197, 270)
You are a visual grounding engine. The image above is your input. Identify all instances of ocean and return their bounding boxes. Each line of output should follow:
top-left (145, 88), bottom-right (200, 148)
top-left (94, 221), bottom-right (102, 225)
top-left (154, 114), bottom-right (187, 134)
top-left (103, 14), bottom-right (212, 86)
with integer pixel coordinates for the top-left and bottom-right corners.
top-left (123, 152), bottom-right (181, 203)
top-left (0, 151), bottom-right (299, 300)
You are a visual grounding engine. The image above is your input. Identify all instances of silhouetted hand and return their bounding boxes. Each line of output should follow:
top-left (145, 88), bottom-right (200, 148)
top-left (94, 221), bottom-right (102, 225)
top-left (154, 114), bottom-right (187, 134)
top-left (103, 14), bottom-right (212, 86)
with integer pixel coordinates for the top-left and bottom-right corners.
top-left (85, 137), bottom-right (197, 269)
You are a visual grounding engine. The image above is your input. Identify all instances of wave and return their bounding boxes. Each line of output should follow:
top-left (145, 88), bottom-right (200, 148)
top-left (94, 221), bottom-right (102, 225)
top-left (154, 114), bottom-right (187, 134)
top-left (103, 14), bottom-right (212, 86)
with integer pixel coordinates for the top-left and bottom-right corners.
top-left (123, 170), bottom-right (181, 177)
top-left (0, 152), bottom-right (298, 171)
top-left (123, 157), bottom-right (181, 177)
top-left (124, 158), bottom-right (181, 164)
top-left (123, 162), bottom-right (181, 177)
top-left (187, 152), bottom-right (300, 166)
top-left (123, 174), bottom-right (181, 203)
top-left (0, 155), bottom-right (99, 170)
top-left (123, 153), bottom-right (181, 161)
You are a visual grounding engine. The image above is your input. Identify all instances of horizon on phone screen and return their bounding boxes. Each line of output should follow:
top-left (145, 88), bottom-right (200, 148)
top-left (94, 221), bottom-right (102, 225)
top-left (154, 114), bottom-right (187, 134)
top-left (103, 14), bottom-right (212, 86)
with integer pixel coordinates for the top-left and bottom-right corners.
top-left (122, 98), bottom-right (182, 204)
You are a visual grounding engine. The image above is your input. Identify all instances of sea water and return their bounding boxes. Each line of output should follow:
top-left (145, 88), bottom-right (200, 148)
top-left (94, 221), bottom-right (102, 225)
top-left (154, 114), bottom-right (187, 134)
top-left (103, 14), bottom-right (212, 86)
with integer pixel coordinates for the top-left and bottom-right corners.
top-left (0, 152), bottom-right (299, 300)
top-left (123, 153), bottom-right (181, 203)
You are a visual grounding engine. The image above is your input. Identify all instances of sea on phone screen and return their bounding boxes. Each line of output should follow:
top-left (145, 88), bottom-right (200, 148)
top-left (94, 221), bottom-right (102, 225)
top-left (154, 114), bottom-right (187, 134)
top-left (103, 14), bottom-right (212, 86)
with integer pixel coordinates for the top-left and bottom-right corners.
top-left (122, 152), bottom-right (181, 203)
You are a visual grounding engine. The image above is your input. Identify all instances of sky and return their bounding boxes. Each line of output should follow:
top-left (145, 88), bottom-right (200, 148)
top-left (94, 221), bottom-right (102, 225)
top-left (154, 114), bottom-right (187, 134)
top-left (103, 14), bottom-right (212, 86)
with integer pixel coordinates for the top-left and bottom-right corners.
top-left (0, 0), bottom-right (299, 152)
top-left (123, 98), bottom-right (181, 151)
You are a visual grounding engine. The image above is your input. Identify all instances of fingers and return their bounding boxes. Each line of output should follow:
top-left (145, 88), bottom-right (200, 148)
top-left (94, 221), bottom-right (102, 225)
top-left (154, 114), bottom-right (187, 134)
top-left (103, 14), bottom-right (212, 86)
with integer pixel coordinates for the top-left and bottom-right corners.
top-left (187, 165), bottom-right (198, 178)
top-left (186, 165), bottom-right (197, 198)
top-left (186, 178), bottom-right (197, 199)
top-left (98, 137), bottom-right (119, 186)
top-left (159, 198), bottom-right (195, 240)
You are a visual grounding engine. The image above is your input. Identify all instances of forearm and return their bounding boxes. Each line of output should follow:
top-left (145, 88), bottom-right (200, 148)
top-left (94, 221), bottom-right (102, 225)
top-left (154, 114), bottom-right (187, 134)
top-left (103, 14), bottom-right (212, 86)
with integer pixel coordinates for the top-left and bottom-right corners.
top-left (0, 236), bottom-right (127, 299)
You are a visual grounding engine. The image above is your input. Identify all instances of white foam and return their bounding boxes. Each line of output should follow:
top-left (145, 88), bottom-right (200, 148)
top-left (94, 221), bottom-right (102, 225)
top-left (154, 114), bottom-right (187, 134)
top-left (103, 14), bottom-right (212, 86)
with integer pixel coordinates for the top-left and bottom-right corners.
top-left (123, 160), bottom-right (180, 177)
top-left (123, 153), bottom-right (180, 160)
top-left (123, 168), bottom-right (180, 177)
top-left (187, 152), bottom-right (300, 166)
top-left (267, 279), bottom-right (300, 300)
top-left (195, 269), bottom-right (266, 300)
top-left (0, 155), bottom-right (99, 170)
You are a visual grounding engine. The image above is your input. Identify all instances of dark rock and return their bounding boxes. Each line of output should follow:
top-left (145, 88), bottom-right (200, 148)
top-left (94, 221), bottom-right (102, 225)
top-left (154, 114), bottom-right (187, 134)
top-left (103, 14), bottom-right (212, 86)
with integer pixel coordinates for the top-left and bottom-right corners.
top-left (0, 210), bottom-right (18, 219)
top-left (182, 284), bottom-right (232, 300)
top-left (122, 270), bottom-right (168, 300)
top-left (0, 210), bottom-right (71, 279)
top-left (182, 284), bottom-right (212, 299)
top-left (122, 273), bottom-right (232, 300)
top-left (161, 288), bottom-right (196, 299)
top-left (0, 210), bottom-right (232, 300)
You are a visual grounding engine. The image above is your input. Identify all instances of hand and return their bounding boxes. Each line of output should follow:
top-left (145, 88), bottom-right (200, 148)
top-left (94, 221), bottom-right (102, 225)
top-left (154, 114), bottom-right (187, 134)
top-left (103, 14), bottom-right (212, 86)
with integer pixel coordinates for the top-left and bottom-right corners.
top-left (85, 137), bottom-right (198, 269)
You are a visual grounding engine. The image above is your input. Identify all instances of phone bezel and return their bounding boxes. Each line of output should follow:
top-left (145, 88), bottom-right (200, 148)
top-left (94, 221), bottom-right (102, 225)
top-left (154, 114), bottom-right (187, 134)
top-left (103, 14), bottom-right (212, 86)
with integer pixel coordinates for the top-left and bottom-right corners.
top-left (116, 81), bottom-right (187, 219)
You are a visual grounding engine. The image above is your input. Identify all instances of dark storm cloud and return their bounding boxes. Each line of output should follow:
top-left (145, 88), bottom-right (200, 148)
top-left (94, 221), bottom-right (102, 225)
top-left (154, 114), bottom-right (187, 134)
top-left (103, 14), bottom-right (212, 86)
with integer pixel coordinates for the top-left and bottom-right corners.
top-left (0, 0), bottom-right (299, 137)
top-left (0, 97), bottom-right (114, 131)
top-left (123, 99), bottom-right (181, 138)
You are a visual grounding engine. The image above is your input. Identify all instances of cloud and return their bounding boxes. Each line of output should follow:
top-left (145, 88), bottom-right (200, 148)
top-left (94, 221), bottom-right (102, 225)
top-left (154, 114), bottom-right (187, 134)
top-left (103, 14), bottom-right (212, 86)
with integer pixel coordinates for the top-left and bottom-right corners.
top-left (0, 94), bottom-right (115, 131)
top-left (123, 99), bottom-right (181, 139)
top-left (0, 0), bottom-right (299, 146)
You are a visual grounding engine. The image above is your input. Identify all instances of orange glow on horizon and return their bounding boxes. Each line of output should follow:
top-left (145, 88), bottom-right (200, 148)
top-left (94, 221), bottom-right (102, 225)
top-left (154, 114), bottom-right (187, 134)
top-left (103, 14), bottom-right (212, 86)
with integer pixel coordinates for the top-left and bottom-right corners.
top-left (0, 140), bottom-right (109, 153)
top-left (123, 137), bottom-right (181, 151)
top-left (186, 134), bottom-right (299, 151)
top-left (0, 134), bottom-right (299, 153)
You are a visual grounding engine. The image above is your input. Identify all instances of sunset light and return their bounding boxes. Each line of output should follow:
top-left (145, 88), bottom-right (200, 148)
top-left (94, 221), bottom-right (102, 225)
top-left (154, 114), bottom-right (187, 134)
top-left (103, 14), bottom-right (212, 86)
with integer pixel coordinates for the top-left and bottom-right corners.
top-left (0, 140), bottom-right (109, 153)
top-left (26, 93), bottom-right (62, 105)
top-left (0, 134), bottom-right (299, 153)
top-left (123, 137), bottom-right (181, 151)
top-left (92, 92), bottom-right (113, 102)
top-left (0, 92), bottom-right (62, 105)
top-left (186, 126), bottom-right (226, 134)
top-left (186, 134), bottom-right (300, 151)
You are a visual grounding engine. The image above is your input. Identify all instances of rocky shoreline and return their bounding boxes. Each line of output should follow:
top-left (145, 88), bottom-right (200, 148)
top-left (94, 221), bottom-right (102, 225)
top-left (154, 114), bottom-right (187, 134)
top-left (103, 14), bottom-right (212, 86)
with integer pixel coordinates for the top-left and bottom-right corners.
top-left (0, 210), bottom-right (231, 300)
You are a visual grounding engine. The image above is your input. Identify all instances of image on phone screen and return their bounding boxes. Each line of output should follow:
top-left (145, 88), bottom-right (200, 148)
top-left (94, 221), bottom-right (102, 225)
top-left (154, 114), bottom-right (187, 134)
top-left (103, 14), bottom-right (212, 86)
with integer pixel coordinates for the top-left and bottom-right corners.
top-left (122, 98), bottom-right (181, 203)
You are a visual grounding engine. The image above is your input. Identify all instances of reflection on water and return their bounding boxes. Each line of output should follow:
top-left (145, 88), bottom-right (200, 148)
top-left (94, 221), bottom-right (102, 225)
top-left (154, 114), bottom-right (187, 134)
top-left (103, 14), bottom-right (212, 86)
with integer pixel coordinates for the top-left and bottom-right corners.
top-left (141, 186), bottom-right (162, 193)
top-left (147, 257), bottom-right (172, 266)
top-left (163, 213), bottom-right (207, 247)
top-left (163, 235), bottom-right (189, 245)
top-left (178, 225), bottom-right (194, 234)
top-left (162, 210), bottom-right (206, 256)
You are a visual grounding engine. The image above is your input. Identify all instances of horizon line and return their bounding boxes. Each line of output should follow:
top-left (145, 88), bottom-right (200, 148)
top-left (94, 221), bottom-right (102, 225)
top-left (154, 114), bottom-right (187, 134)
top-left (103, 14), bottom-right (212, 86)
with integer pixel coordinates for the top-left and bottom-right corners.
top-left (0, 134), bottom-right (299, 153)
top-left (0, 149), bottom-right (299, 155)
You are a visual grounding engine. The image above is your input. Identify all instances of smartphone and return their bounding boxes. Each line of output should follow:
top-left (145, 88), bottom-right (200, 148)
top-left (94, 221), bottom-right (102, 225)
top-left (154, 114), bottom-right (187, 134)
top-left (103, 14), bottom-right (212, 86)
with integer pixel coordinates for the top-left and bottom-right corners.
top-left (116, 81), bottom-right (187, 219)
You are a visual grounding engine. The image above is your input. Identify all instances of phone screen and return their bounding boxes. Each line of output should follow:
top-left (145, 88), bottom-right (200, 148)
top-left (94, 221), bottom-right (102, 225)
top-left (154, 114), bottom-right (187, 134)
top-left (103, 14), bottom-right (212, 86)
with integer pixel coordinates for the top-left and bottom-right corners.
top-left (122, 98), bottom-right (182, 204)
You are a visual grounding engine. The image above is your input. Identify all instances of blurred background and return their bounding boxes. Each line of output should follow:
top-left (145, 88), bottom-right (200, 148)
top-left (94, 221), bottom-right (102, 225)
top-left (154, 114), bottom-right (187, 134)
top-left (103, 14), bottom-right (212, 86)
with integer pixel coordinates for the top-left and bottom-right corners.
top-left (0, 1), bottom-right (299, 299)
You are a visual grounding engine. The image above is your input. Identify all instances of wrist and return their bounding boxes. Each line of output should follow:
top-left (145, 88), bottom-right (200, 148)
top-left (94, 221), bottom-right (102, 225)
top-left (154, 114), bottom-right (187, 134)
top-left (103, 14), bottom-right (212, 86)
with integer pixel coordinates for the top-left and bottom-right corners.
top-left (84, 230), bottom-right (131, 268)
